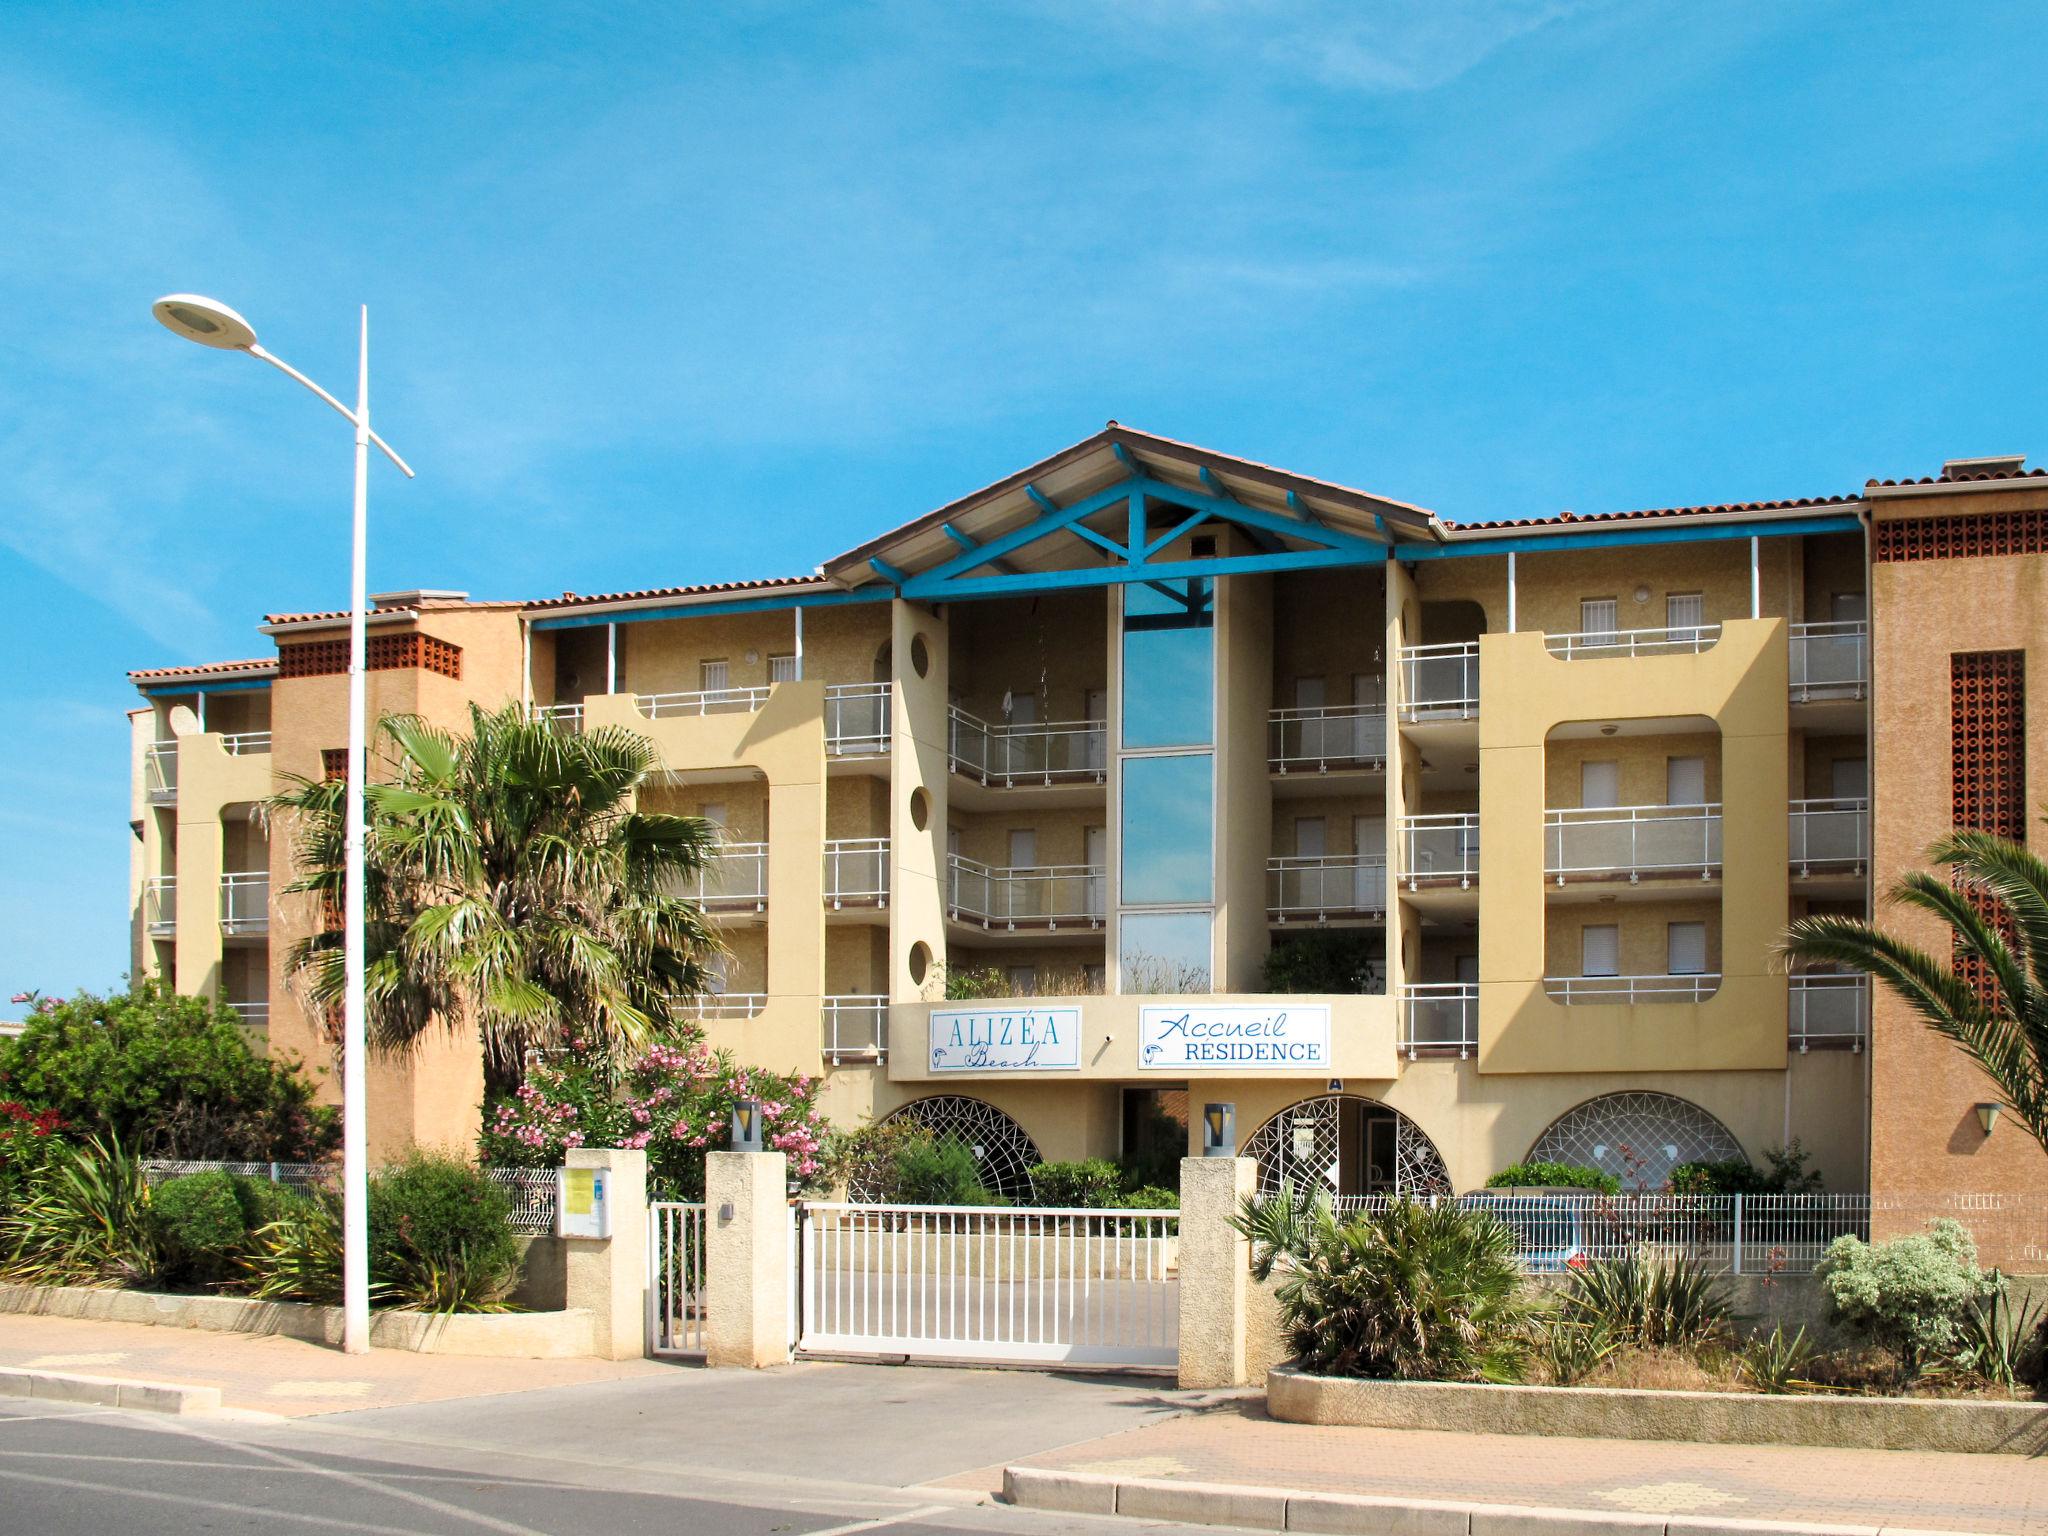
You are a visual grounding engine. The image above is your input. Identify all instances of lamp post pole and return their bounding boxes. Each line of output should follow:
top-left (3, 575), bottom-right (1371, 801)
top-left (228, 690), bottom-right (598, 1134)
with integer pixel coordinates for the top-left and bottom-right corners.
top-left (150, 295), bottom-right (413, 1357)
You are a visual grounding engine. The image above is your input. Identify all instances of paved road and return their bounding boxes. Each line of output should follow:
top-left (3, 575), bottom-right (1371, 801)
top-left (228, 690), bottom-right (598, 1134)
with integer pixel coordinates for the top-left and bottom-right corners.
top-left (0, 1394), bottom-right (1153, 1536)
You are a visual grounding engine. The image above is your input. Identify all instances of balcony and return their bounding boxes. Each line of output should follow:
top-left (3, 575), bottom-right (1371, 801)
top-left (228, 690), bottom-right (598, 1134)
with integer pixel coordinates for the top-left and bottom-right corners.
top-left (1789, 621), bottom-right (1869, 703)
top-left (1402, 983), bottom-right (1476, 1059)
top-left (947, 857), bottom-right (1104, 930)
top-left (1790, 798), bottom-right (1869, 875)
top-left (221, 731), bottom-right (272, 755)
top-left (145, 743), bottom-right (178, 805)
top-left (1401, 814), bottom-right (1479, 889)
top-left (1545, 973), bottom-right (1720, 1004)
top-left (1269, 855), bottom-right (1388, 922)
top-left (948, 707), bottom-right (1106, 788)
top-left (1545, 804), bottom-right (1721, 883)
top-left (226, 1001), bottom-right (269, 1030)
top-left (219, 871), bottom-right (270, 937)
top-left (676, 992), bottom-right (767, 1021)
top-left (1398, 643), bottom-right (1479, 723)
top-left (530, 703), bottom-right (584, 733)
top-left (825, 838), bottom-right (890, 908)
top-left (1789, 972), bottom-right (1868, 1052)
top-left (1269, 706), bottom-right (1387, 774)
top-left (144, 876), bottom-right (176, 937)
top-left (826, 683), bottom-right (891, 757)
top-left (823, 995), bottom-right (888, 1064)
top-left (673, 843), bottom-right (768, 912)
top-left (1543, 624), bottom-right (1721, 661)
top-left (636, 686), bottom-right (770, 720)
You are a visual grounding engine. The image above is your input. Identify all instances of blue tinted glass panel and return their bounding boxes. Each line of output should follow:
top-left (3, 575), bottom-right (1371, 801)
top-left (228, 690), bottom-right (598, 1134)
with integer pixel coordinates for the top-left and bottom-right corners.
top-left (1120, 754), bottom-right (1213, 904)
top-left (1119, 911), bottom-right (1213, 993)
top-left (1122, 579), bottom-right (1214, 748)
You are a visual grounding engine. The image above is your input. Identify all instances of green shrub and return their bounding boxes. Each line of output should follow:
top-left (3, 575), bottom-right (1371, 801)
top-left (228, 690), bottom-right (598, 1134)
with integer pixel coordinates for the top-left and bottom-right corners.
top-left (149, 1172), bottom-right (250, 1290)
top-left (823, 1117), bottom-right (933, 1201)
top-left (1666, 1159), bottom-right (1760, 1196)
top-left (1269, 1198), bottom-right (1531, 1382)
top-left (368, 1151), bottom-right (521, 1312)
top-left (1120, 1185), bottom-right (1180, 1210)
top-left (0, 984), bottom-right (338, 1161)
top-left (1027, 1159), bottom-right (1124, 1209)
top-left (1260, 931), bottom-right (1384, 994)
top-left (1956, 1286), bottom-right (2047, 1389)
top-left (0, 1101), bottom-right (68, 1213)
top-left (892, 1137), bottom-right (1000, 1206)
top-left (1532, 1315), bottom-right (1618, 1385)
top-left (1485, 1162), bottom-right (1620, 1194)
top-left (1817, 1219), bottom-right (2000, 1376)
top-left (1559, 1251), bottom-right (1733, 1350)
top-left (0, 1135), bottom-right (158, 1287)
top-left (1231, 1180), bottom-right (1334, 1281)
top-left (244, 1186), bottom-right (349, 1304)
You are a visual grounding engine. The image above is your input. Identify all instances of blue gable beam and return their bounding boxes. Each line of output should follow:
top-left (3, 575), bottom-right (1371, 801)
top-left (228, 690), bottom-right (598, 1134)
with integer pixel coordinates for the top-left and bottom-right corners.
top-left (1135, 478), bottom-right (1384, 557)
top-left (1141, 506), bottom-right (1213, 560)
top-left (903, 542), bottom-right (1383, 601)
top-left (914, 478), bottom-right (1138, 586)
top-left (1024, 483), bottom-right (1059, 517)
top-left (869, 555), bottom-right (910, 588)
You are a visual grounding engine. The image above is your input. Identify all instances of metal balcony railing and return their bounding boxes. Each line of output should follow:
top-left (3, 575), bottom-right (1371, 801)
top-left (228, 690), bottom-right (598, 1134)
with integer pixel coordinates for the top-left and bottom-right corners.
top-left (676, 992), bottom-right (768, 1021)
top-left (826, 683), bottom-right (891, 757)
top-left (1401, 814), bottom-right (1479, 887)
top-left (823, 995), bottom-right (888, 1064)
top-left (145, 743), bottom-right (178, 805)
top-left (226, 1001), bottom-right (270, 1029)
top-left (221, 731), bottom-right (273, 755)
top-left (1545, 804), bottom-right (1722, 882)
top-left (948, 708), bottom-right (1107, 787)
top-left (530, 703), bottom-right (585, 733)
top-left (1543, 624), bottom-right (1721, 660)
top-left (1398, 643), bottom-right (1479, 722)
top-left (947, 856), bottom-right (1104, 929)
top-left (1545, 973), bottom-right (1721, 1004)
top-left (825, 838), bottom-right (890, 907)
top-left (1268, 855), bottom-right (1388, 921)
top-left (1790, 972), bottom-right (1868, 1052)
top-left (672, 843), bottom-right (768, 911)
top-left (219, 871), bottom-right (270, 936)
top-left (1790, 798), bottom-right (1869, 874)
top-left (144, 876), bottom-right (176, 936)
top-left (1789, 621), bottom-right (1869, 702)
top-left (636, 687), bottom-right (770, 720)
top-left (1269, 706), bottom-right (1387, 772)
top-left (1402, 984), bottom-right (1477, 1058)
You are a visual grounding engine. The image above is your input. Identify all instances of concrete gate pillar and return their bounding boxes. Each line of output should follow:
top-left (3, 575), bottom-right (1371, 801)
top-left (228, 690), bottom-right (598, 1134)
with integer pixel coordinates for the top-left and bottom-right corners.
top-left (705, 1150), bottom-right (791, 1368)
top-left (1177, 1155), bottom-right (1256, 1388)
top-left (563, 1147), bottom-right (648, 1360)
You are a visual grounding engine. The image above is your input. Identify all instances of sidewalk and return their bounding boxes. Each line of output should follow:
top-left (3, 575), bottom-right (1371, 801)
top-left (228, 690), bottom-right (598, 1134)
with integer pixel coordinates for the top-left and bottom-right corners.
top-left (986, 1393), bottom-right (2048, 1535)
top-left (0, 1311), bottom-right (669, 1417)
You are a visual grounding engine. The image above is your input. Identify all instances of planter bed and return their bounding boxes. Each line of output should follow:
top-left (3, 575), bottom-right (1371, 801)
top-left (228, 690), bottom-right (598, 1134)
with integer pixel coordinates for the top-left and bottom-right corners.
top-left (0, 1283), bottom-right (594, 1359)
top-left (1267, 1363), bottom-right (2048, 1456)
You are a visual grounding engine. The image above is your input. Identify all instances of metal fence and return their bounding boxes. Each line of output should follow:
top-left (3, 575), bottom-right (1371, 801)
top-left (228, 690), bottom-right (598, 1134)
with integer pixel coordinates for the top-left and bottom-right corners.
top-left (948, 856), bottom-right (1105, 927)
top-left (1789, 621), bottom-right (1869, 702)
top-left (1398, 643), bottom-right (1480, 721)
top-left (137, 1160), bottom-right (558, 1235)
top-left (1543, 624), bottom-right (1721, 661)
top-left (1544, 804), bottom-right (1721, 880)
top-left (1268, 706), bottom-right (1386, 771)
top-left (1268, 855), bottom-right (1387, 921)
top-left (648, 1201), bottom-right (709, 1356)
top-left (825, 683), bottom-right (890, 756)
top-left (947, 708), bottom-right (1107, 786)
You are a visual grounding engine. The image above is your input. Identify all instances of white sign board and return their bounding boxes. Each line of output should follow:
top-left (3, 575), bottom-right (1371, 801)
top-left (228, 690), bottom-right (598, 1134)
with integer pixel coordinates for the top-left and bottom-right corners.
top-left (556, 1166), bottom-right (612, 1239)
top-left (928, 1006), bottom-right (1082, 1073)
top-left (1138, 1004), bottom-right (1332, 1072)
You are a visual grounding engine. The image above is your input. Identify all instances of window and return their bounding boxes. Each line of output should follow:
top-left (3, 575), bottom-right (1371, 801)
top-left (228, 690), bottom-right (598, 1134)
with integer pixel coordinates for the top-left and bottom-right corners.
top-left (1121, 579), bottom-right (1215, 748)
top-left (1120, 755), bottom-right (1213, 904)
top-left (1294, 677), bottom-right (1326, 711)
top-left (705, 954), bottom-right (729, 994)
top-left (1007, 965), bottom-right (1038, 996)
top-left (700, 659), bottom-right (730, 693)
top-left (1582, 924), bottom-right (1619, 977)
top-left (1667, 922), bottom-right (1708, 976)
top-left (1455, 954), bottom-right (1480, 984)
top-left (1006, 828), bottom-right (1038, 868)
top-left (1831, 592), bottom-right (1867, 623)
top-left (768, 653), bottom-right (799, 684)
top-left (1830, 757), bottom-right (1868, 800)
top-left (700, 801), bottom-right (728, 829)
top-left (1580, 598), bottom-right (1619, 644)
top-left (1666, 756), bottom-right (1706, 806)
top-left (1118, 911), bottom-right (1212, 992)
top-left (1666, 592), bottom-right (1704, 639)
top-left (1294, 817), bottom-right (1326, 857)
top-left (1580, 760), bottom-right (1619, 809)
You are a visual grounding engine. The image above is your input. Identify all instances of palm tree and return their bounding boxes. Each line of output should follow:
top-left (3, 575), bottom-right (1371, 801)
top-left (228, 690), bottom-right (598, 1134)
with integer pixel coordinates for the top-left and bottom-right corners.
top-left (1782, 826), bottom-right (2048, 1151)
top-left (270, 703), bottom-right (720, 1066)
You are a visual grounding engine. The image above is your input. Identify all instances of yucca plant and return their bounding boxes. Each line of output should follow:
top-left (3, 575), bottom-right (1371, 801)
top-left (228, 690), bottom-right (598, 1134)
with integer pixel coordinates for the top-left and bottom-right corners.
top-left (1739, 1323), bottom-right (1821, 1394)
top-left (1956, 1284), bottom-right (2046, 1388)
top-left (1532, 1314), bottom-right (1619, 1386)
top-left (1560, 1250), bottom-right (1733, 1350)
top-left (1274, 1198), bottom-right (1532, 1382)
top-left (382, 1240), bottom-right (520, 1314)
top-left (244, 1186), bottom-right (355, 1305)
top-left (0, 1135), bottom-right (158, 1288)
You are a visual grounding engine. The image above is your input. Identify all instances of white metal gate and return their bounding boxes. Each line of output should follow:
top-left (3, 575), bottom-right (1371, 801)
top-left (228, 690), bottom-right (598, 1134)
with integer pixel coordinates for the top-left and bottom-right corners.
top-left (648, 1201), bottom-right (708, 1357)
top-left (796, 1202), bottom-right (1178, 1368)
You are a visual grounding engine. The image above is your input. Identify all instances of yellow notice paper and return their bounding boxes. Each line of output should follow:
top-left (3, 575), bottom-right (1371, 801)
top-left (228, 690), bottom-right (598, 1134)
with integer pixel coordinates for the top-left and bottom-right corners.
top-left (564, 1168), bottom-right (596, 1217)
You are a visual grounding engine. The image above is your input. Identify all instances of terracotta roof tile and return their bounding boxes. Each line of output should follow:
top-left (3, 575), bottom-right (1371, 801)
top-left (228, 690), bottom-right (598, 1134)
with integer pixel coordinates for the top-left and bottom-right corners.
top-left (524, 575), bottom-right (823, 612)
top-left (1865, 468), bottom-right (2048, 487)
top-left (1449, 492), bottom-right (1860, 532)
top-left (262, 599), bottom-right (524, 625)
top-left (128, 658), bottom-right (276, 685)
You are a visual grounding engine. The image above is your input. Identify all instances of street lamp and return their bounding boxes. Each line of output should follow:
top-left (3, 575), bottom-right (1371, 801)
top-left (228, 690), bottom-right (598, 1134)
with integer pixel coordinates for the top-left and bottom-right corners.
top-left (152, 293), bottom-right (414, 1356)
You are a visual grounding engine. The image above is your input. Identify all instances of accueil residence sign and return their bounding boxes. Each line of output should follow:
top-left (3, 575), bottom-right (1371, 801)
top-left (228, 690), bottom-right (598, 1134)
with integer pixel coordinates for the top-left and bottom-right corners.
top-left (1138, 1004), bottom-right (1331, 1071)
top-left (928, 1006), bottom-right (1082, 1072)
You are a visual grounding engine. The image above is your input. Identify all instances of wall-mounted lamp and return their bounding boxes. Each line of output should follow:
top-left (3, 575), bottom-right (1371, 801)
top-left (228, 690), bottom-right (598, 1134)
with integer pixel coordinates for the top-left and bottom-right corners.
top-left (732, 1097), bottom-right (763, 1153)
top-left (1977, 1102), bottom-right (2002, 1137)
top-left (1202, 1102), bottom-right (1236, 1158)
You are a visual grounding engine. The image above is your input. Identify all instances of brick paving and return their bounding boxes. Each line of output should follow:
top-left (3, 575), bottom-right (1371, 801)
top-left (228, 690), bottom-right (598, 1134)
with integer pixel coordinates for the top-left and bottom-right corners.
top-left (0, 1312), bottom-right (670, 1417)
top-left (990, 1393), bottom-right (2048, 1534)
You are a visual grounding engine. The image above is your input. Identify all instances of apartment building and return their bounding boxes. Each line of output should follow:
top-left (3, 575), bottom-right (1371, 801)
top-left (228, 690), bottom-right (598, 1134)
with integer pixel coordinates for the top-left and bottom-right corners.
top-left (127, 428), bottom-right (2048, 1208)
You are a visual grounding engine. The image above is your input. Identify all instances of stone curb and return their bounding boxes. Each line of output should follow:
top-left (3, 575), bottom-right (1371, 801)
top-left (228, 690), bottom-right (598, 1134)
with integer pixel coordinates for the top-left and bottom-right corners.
top-left (0, 1365), bottom-right (223, 1416)
top-left (1001, 1466), bottom-right (1987, 1536)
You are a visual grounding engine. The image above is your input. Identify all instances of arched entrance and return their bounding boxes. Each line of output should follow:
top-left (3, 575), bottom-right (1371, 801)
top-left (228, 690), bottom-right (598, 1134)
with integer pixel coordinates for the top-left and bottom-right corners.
top-left (1526, 1091), bottom-right (1744, 1192)
top-left (1242, 1095), bottom-right (1452, 1201)
top-left (870, 1094), bottom-right (1043, 1202)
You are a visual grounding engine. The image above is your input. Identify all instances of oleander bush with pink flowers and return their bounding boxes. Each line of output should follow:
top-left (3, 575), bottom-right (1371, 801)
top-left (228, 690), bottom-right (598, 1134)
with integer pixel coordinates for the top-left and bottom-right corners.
top-left (477, 1023), bottom-right (826, 1199)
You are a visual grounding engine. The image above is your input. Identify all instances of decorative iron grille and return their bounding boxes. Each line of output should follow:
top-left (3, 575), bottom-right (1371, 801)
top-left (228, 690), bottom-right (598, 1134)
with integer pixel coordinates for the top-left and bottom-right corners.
top-left (864, 1095), bottom-right (1044, 1202)
top-left (1241, 1095), bottom-right (1452, 1200)
top-left (1526, 1091), bottom-right (1744, 1191)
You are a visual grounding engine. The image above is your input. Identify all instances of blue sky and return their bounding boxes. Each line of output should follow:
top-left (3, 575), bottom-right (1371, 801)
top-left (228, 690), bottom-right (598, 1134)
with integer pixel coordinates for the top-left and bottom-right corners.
top-left (4, 1), bottom-right (2046, 1002)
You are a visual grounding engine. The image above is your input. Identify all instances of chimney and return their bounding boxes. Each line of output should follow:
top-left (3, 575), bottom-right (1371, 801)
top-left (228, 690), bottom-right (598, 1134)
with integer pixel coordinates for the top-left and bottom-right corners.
top-left (1941, 455), bottom-right (2026, 481)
